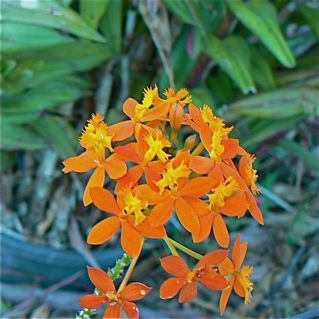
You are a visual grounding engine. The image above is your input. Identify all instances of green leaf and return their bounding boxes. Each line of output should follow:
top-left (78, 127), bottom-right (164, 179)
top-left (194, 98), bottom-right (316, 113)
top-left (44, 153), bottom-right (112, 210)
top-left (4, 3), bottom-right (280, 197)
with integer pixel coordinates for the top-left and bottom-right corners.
top-left (99, 0), bottom-right (122, 54)
top-left (80, 0), bottom-right (109, 29)
top-left (0, 123), bottom-right (46, 150)
top-left (1, 0), bottom-right (105, 43)
top-left (163, 0), bottom-right (194, 24)
top-left (1, 22), bottom-right (74, 53)
top-left (227, 0), bottom-right (295, 68)
top-left (228, 88), bottom-right (319, 119)
top-left (205, 35), bottom-right (256, 94)
top-left (298, 4), bottom-right (319, 39)
top-left (278, 139), bottom-right (319, 171)
top-left (32, 115), bottom-right (77, 158)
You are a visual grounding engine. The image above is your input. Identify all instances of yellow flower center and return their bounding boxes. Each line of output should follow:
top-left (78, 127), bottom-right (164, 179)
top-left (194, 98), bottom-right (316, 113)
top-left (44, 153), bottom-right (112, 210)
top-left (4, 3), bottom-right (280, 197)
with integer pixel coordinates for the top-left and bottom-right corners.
top-left (156, 162), bottom-right (190, 194)
top-left (120, 189), bottom-right (147, 225)
top-left (144, 130), bottom-right (171, 163)
top-left (241, 155), bottom-right (260, 195)
top-left (235, 265), bottom-right (254, 304)
top-left (187, 271), bottom-right (196, 283)
top-left (134, 86), bottom-right (158, 121)
top-left (164, 88), bottom-right (192, 105)
top-left (208, 177), bottom-right (239, 210)
top-left (80, 114), bottom-right (113, 153)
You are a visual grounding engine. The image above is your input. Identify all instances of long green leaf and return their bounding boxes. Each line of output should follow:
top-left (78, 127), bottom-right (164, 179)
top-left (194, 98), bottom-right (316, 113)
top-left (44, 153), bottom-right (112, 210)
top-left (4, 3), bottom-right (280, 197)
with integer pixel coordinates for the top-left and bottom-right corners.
top-left (80, 0), bottom-right (109, 29)
top-left (1, 0), bottom-right (105, 42)
top-left (205, 35), bottom-right (256, 94)
top-left (227, 0), bottom-right (295, 68)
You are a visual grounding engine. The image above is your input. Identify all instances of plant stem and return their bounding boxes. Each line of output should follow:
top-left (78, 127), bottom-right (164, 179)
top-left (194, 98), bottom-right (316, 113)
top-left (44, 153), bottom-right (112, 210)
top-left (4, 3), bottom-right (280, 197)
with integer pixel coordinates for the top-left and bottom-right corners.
top-left (117, 239), bottom-right (144, 293)
top-left (191, 142), bottom-right (204, 156)
top-left (163, 237), bottom-right (179, 256)
top-left (169, 238), bottom-right (203, 260)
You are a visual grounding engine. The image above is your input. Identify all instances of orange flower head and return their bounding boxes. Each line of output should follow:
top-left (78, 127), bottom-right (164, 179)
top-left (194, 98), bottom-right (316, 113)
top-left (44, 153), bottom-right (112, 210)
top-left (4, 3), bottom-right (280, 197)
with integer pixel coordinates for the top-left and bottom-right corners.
top-left (134, 86), bottom-right (158, 122)
top-left (163, 88), bottom-right (192, 106)
top-left (80, 113), bottom-right (113, 153)
top-left (239, 154), bottom-right (260, 195)
top-left (208, 177), bottom-right (240, 211)
top-left (144, 130), bottom-right (171, 163)
top-left (200, 105), bottom-right (225, 130)
top-left (119, 188), bottom-right (148, 225)
top-left (156, 161), bottom-right (190, 194)
top-left (80, 267), bottom-right (151, 319)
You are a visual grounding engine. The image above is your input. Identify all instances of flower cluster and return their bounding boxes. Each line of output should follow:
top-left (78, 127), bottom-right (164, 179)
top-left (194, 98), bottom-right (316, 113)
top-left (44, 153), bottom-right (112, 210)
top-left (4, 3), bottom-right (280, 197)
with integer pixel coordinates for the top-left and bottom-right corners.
top-left (63, 86), bottom-right (263, 318)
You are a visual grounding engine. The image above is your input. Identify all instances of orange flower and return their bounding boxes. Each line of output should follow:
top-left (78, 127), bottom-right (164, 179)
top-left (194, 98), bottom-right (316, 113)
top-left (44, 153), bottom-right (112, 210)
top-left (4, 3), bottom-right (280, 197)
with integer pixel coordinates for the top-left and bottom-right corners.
top-left (80, 267), bottom-right (151, 319)
top-left (239, 154), bottom-right (260, 195)
top-left (193, 177), bottom-right (249, 248)
top-left (160, 250), bottom-right (228, 303)
top-left (87, 186), bottom-right (166, 257)
top-left (136, 151), bottom-right (215, 235)
top-left (219, 235), bottom-right (254, 314)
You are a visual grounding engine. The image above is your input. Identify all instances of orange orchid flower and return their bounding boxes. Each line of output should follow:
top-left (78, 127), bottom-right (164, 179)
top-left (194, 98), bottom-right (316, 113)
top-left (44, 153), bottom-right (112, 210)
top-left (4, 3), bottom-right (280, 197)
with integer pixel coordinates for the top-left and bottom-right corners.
top-left (160, 250), bottom-right (228, 303)
top-left (114, 127), bottom-right (170, 191)
top-left (80, 267), bottom-right (151, 319)
top-left (87, 186), bottom-right (166, 257)
top-left (219, 235), bottom-right (254, 314)
top-left (193, 177), bottom-right (249, 248)
top-left (136, 151), bottom-right (216, 235)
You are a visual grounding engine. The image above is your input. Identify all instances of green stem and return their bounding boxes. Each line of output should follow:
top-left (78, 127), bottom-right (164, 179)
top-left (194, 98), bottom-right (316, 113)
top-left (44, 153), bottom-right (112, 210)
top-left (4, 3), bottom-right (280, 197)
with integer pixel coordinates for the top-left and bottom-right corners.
top-left (169, 238), bottom-right (203, 260)
top-left (163, 237), bottom-right (179, 256)
top-left (191, 142), bottom-right (204, 156)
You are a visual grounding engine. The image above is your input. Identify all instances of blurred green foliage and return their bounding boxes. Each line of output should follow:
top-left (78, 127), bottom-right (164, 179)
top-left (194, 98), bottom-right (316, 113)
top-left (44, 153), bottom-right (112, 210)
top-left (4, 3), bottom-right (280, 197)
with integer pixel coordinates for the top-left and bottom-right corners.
top-left (1, 0), bottom-right (318, 170)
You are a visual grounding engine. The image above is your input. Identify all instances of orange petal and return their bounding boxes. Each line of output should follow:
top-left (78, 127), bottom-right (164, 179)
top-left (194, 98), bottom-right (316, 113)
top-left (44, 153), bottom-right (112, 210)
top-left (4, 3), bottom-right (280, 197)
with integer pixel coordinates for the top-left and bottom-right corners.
top-left (188, 103), bottom-right (204, 131)
top-left (87, 216), bottom-right (120, 245)
top-left (181, 177), bottom-right (215, 197)
top-left (212, 214), bottom-right (230, 248)
top-left (221, 138), bottom-right (240, 159)
top-left (148, 199), bottom-right (174, 227)
top-left (219, 278), bottom-right (234, 315)
top-left (104, 303), bottom-right (120, 319)
top-left (232, 234), bottom-right (247, 270)
top-left (135, 220), bottom-right (166, 238)
top-left (178, 281), bottom-right (197, 303)
top-left (121, 282), bottom-right (152, 301)
top-left (246, 191), bottom-right (264, 225)
top-left (114, 143), bottom-right (140, 163)
top-left (63, 155), bottom-right (96, 173)
top-left (175, 197), bottom-right (200, 234)
top-left (233, 278), bottom-right (245, 297)
top-left (135, 184), bottom-right (164, 204)
top-left (121, 220), bottom-right (142, 257)
top-left (160, 277), bottom-right (186, 299)
top-left (123, 98), bottom-right (137, 119)
top-left (222, 192), bottom-right (249, 217)
top-left (136, 126), bottom-right (149, 159)
top-left (169, 102), bottom-right (184, 130)
top-left (109, 120), bottom-right (134, 141)
top-left (79, 294), bottom-right (105, 309)
top-left (192, 213), bottom-right (213, 243)
top-left (115, 166), bottom-right (143, 192)
top-left (185, 197), bottom-right (210, 217)
top-left (198, 269), bottom-right (229, 290)
top-left (121, 300), bottom-right (139, 319)
top-left (104, 154), bottom-right (127, 179)
top-left (87, 266), bottom-right (115, 293)
top-left (90, 187), bottom-right (120, 215)
top-left (196, 249), bottom-right (228, 269)
top-left (219, 257), bottom-right (235, 276)
top-left (83, 166), bottom-right (105, 206)
top-left (143, 104), bottom-right (169, 122)
top-left (189, 156), bottom-right (214, 174)
top-left (160, 256), bottom-right (189, 277)
top-left (199, 124), bottom-right (213, 152)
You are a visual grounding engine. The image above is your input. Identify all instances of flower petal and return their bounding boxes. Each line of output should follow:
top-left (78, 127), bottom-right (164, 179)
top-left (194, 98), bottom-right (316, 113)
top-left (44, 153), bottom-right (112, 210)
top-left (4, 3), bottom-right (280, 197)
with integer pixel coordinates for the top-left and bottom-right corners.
top-left (192, 213), bottom-right (213, 243)
top-left (178, 281), bottom-right (197, 303)
top-left (104, 155), bottom-right (127, 180)
top-left (83, 167), bottom-right (105, 206)
top-left (63, 154), bottom-right (96, 173)
top-left (219, 257), bottom-right (235, 276)
top-left (175, 197), bottom-right (200, 234)
top-left (109, 120), bottom-right (134, 141)
top-left (221, 192), bottom-right (249, 217)
top-left (114, 143), bottom-right (140, 163)
top-left (232, 234), bottom-right (247, 270)
top-left (212, 214), bottom-right (230, 248)
top-left (121, 300), bottom-right (139, 319)
top-left (219, 278), bottom-right (235, 315)
top-left (121, 220), bottom-right (143, 257)
top-left (196, 249), bottom-right (228, 269)
top-left (180, 177), bottom-right (216, 197)
top-left (115, 166), bottom-right (143, 192)
top-left (233, 278), bottom-right (245, 297)
top-left (103, 303), bottom-right (120, 319)
top-left (123, 98), bottom-right (137, 119)
top-left (198, 269), bottom-right (229, 290)
top-left (160, 277), bottom-right (186, 299)
top-left (246, 191), bottom-right (264, 225)
top-left (148, 199), bottom-right (174, 227)
top-left (135, 184), bottom-right (164, 204)
top-left (79, 294), bottom-right (105, 309)
top-left (190, 156), bottom-right (214, 174)
top-left (221, 138), bottom-right (240, 159)
top-left (87, 266), bottom-right (115, 293)
top-left (121, 282), bottom-right (152, 301)
top-left (135, 220), bottom-right (166, 238)
top-left (87, 216), bottom-right (120, 245)
top-left (160, 256), bottom-right (189, 277)
top-left (90, 187), bottom-right (120, 215)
